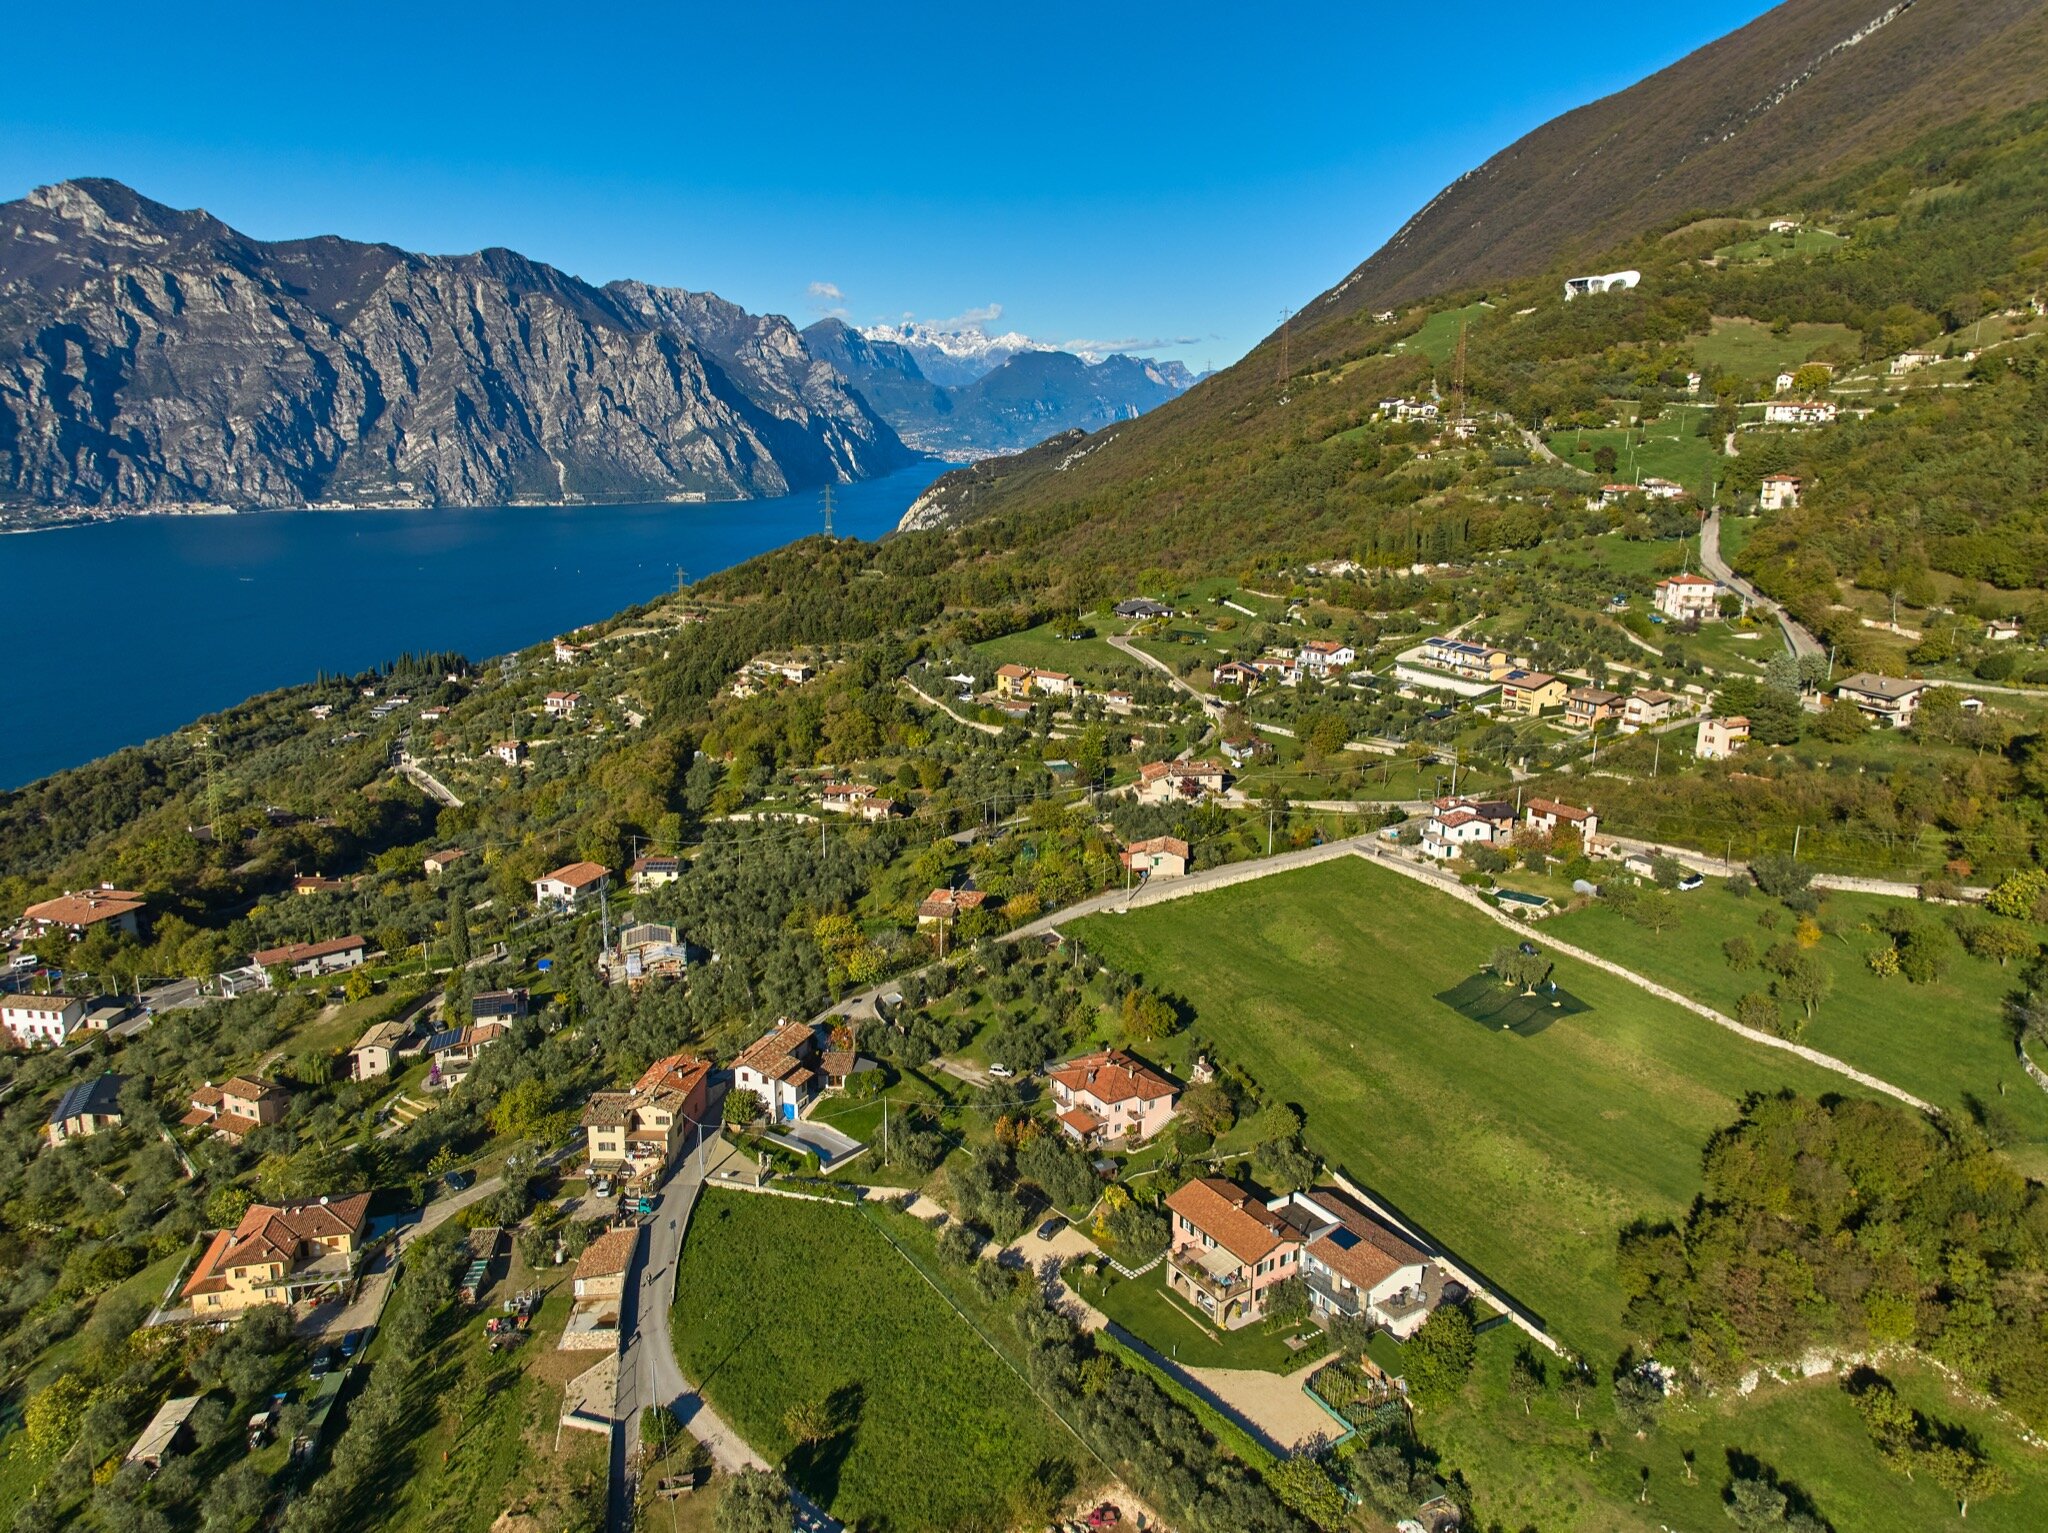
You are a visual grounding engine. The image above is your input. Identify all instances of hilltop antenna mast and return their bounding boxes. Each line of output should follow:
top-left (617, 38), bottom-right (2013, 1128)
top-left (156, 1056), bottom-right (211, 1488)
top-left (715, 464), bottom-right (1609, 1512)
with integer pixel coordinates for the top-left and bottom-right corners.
top-left (821, 484), bottom-right (837, 542)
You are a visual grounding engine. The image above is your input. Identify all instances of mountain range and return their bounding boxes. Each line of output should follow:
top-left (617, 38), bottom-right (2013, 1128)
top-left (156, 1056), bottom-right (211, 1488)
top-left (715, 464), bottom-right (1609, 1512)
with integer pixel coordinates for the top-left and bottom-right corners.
top-left (803, 318), bottom-right (1196, 459)
top-left (0, 181), bottom-right (1192, 515)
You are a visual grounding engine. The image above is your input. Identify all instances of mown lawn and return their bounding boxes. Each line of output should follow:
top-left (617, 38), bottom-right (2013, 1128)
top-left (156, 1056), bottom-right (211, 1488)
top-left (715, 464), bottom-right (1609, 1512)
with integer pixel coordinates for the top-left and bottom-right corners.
top-left (1546, 883), bottom-right (2048, 1175)
top-left (1070, 855), bottom-right (1863, 1355)
top-left (1546, 406), bottom-right (1721, 499)
top-left (971, 615), bottom-right (1128, 684)
top-left (1068, 1266), bottom-right (1313, 1374)
top-left (1427, 1327), bottom-right (2048, 1533)
top-left (1690, 316), bottom-right (1860, 379)
top-left (671, 1190), bottom-right (1077, 1530)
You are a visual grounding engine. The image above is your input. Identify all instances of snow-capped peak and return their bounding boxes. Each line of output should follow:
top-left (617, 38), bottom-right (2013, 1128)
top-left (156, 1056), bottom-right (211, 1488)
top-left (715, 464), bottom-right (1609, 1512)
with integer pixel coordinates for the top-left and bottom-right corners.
top-left (857, 321), bottom-right (1051, 385)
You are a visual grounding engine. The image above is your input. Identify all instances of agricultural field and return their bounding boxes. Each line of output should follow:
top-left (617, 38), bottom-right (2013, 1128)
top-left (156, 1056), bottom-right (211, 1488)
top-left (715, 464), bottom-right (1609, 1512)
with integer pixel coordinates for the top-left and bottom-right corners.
top-left (1690, 316), bottom-right (1860, 380)
top-left (1546, 883), bottom-right (2048, 1175)
top-left (1546, 405), bottom-right (1721, 499)
top-left (1711, 225), bottom-right (1846, 264)
top-left (1404, 301), bottom-right (1494, 365)
top-left (670, 1190), bottom-right (1078, 1531)
top-left (1069, 854), bottom-right (1865, 1354)
top-left (971, 614), bottom-right (1128, 683)
top-left (1415, 1325), bottom-right (2048, 1533)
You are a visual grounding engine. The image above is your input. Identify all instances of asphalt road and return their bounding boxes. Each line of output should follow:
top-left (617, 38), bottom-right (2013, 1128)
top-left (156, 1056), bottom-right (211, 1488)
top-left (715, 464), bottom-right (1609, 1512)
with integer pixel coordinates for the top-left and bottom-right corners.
top-left (1702, 508), bottom-right (1823, 660)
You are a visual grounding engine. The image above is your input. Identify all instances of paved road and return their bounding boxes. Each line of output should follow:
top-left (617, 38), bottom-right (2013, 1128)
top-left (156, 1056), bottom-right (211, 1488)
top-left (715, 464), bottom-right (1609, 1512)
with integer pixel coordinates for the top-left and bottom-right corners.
top-left (1108, 634), bottom-right (1223, 716)
top-left (1702, 508), bottom-right (1822, 661)
top-left (395, 759), bottom-right (464, 807)
top-left (901, 677), bottom-right (1003, 736)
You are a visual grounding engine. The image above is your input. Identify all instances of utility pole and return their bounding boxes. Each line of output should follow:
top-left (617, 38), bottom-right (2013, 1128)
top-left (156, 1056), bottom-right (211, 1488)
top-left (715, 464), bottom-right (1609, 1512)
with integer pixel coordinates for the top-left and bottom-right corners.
top-left (1652, 737), bottom-right (1661, 778)
top-left (1792, 825), bottom-right (1803, 861)
top-left (820, 484), bottom-right (836, 542)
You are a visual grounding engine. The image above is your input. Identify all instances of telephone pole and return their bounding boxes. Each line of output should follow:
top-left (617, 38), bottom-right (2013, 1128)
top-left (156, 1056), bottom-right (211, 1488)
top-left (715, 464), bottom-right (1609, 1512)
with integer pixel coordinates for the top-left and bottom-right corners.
top-left (820, 484), bottom-right (836, 542)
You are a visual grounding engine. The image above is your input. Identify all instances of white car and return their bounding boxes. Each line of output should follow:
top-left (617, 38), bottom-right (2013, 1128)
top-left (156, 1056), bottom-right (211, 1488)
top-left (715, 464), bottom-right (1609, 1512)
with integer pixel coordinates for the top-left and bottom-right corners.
top-left (1678, 873), bottom-right (1705, 892)
top-left (987, 1063), bottom-right (1014, 1079)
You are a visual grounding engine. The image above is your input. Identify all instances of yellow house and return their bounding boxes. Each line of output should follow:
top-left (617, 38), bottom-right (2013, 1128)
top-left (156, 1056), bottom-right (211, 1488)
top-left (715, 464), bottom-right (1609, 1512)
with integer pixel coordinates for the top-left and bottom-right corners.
top-left (1498, 670), bottom-right (1566, 716)
top-left (180, 1194), bottom-right (370, 1316)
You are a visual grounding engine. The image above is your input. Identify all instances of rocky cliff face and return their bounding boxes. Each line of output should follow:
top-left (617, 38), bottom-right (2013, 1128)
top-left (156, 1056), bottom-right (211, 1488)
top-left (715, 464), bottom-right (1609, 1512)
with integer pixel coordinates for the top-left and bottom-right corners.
top-left (0, 179), bottom-right (914, 511)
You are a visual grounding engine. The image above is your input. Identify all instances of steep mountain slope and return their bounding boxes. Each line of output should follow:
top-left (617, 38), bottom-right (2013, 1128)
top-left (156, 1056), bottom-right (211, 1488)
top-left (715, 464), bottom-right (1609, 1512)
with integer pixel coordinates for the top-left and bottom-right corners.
top-left (0, 179), bottom-right (913, 512)
top-left (803, 317), bottom-right (1195, 459)
top-left (1307, 0), bottom-right (2048, 322)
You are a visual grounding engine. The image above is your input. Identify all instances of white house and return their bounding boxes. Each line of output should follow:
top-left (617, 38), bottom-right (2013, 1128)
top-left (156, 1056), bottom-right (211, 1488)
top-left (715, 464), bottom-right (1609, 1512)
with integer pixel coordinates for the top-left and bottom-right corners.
top-left (731, 1019), bottom-right (823, 1124)
top-left (1654, 572), bottom-right (1720, 622)
top-left (545, 691), bottom-right (582, 718)
top-left (1835, 673), bottom-right (1929, 729)
top-left (1759, 473), bottom-right (1802, 511)
top-left (1696, 715), bottom-right (1750, 761)
top-left (1890, 350), bottom-right (1942, 376)
top-left (1620, 691), bottom-right (1680, 733)
top-left (1524, 798), bottom-right (1598, 847)
top-left (1764, 400), bottom-right (1836, 426)
top-left (1279, 1187), bottom-right (1441, 1340)
top-left (1296, 639), bottom-right (1356, 677)
top-left (2, 993), bottom-right (86, 1048)
top-left (534, 862), bottom-right (610, 913)
top-left (1563, 269), bottom-right (1640, 299)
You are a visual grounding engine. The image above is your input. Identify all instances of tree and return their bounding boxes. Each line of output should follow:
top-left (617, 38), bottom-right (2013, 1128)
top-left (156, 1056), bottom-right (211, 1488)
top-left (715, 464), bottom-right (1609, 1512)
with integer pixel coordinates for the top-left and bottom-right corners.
top-left (782, 1394), bottom-right (837, 1447)
top-left (1751, 853), bottom-right (1813, 898)
top-left (716, 1468), bottom-right (794, 1533)
top-left (1268, 1455), bottom-right (1347, 1526)
top-left (1490, 943), bottom-right (1549, 994)
top-left (1119, 986), bottom-right (1179, 1043)
top-left (1510, 1349), bottom-right (1547, 1415)
top-left (1774, 951), bottom-right (1833, 1022)
top-left (1404, 1304), bottom-right (1477, 1400)
top-left (723, 1089), bottom-right (765, 1128)
top-left (205, 1184), bottom-right (255, 1229)
top-left (1735, 990), bottom-right (1786, 1036)
top-left (23, 1373), bottom-right (89, 1455)
top-left (1613, 1364), bottom-right (1665, 1435)
top-left (446, 890), bottom-right (471, 965)
top-left (1962, 917), bottom-right (2035, 968)
top-left (1928, 1441), bottom-right (2012, 1518)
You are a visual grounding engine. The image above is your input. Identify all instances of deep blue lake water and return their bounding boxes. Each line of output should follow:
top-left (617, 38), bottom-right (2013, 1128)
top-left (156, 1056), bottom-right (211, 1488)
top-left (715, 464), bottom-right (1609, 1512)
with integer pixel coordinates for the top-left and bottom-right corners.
top-left (2, 462), bottom-right (945, 789)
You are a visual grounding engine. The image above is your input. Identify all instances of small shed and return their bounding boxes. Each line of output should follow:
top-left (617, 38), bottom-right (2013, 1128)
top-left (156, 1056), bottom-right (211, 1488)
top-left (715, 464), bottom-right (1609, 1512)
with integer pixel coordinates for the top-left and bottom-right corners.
top-left (127, 1394), bottom-right (203, 1475)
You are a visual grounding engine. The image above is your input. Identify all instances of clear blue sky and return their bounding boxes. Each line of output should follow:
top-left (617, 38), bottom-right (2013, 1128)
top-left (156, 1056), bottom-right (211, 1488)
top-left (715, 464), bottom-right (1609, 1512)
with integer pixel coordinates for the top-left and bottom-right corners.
top-left (3, 1), bottom-right (1779, 368)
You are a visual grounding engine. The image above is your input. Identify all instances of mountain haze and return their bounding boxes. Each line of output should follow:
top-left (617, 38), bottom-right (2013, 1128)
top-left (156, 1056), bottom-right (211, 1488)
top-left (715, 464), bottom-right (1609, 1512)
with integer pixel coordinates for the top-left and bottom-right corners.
top-left (0, 179), bottom-right (913, 512)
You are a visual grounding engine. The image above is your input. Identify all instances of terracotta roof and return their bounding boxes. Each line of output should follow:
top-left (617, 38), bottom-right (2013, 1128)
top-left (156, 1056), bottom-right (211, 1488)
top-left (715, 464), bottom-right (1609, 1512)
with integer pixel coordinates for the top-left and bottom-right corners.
top-left (576, 1225), bottom-right (641, 1280)
top-left (820, 1049), bottom-right (857, 1080)
top-left (1165, 1177), bottom-right (1294, 1266)
top-left (917, 887), bottom-right (987, 918)
top-left (2, 993), bottom-right (79, 1012)
top-left (189, 1084), bottom-right (225, 1110)
top-left (24, 889), bottom-right (144, 928)
top-left (250, 934), bottom-right (366, 968)
top-left (732, 1020), bottom-right (817, 1083)
top-left (213, 1114), bottom-right (263, 1141)
top-left (1526, 798), bottom-right (1592, 822)
top-left (633, 1052), bottom-right (711, 1101)
top-left (995, 663), bottom-right (1033, 679)
top-left (1658, 572), bottom-right (1718, 588)
top-left (539, 861), bottom-right (609, 889)
top-left (1298, 1187), bottom-right (1429, 1291)
top-left (182, 1194), bottom-right (369, 1298)
top-left (581, 1091), bottom-right (633, 1129)
top-left (1125, 836), bottom-right (1190, 859)
top-left (1049, 1049), bottom-right (1177, 1107)
top-left (1059, 1106), bottom-right (1103, 1136)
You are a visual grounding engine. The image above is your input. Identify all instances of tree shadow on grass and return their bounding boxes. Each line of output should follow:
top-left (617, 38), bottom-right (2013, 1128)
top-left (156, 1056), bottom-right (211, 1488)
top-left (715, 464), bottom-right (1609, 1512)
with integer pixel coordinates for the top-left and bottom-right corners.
top-left (784, 1381), bottom-right (865, 1512)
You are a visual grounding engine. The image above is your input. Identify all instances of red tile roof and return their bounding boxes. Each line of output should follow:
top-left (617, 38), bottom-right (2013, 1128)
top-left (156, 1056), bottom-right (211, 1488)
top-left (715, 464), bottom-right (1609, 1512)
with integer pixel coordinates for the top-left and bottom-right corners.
top-left (1049, 1049), bottom-right (1177, 1107)
top-left (540, 861), bottom-right (609, 889)
top-left (250, 935), bottom-right (366, 968)
top-left (1165, 1178), bottom-right (1295, 1267)
top-left (732, 1020), bottom-right (817, 1083)
top-left (181, 1193), bottom-right (370, 1298)
top-left (576, 1225), bottom-right (641, 1280)
top-left (24, 889), bottom-right (144, 929)
top-left (1298, 1187), bottom-right (1429, 1291)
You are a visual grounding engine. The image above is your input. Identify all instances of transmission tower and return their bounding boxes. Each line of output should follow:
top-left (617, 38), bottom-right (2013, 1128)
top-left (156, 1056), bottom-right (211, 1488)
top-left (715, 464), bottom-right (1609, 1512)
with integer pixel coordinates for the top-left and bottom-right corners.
top-left (1451, 320), bottom-right (1468, 439)
top-left (820, 484), bottom-right (836, 542)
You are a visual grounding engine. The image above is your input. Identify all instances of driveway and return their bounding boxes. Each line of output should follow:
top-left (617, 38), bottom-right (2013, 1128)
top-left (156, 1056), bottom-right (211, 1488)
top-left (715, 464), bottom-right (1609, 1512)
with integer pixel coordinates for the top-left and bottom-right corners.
top-left (770, 1120), bottom-right (862, 1168)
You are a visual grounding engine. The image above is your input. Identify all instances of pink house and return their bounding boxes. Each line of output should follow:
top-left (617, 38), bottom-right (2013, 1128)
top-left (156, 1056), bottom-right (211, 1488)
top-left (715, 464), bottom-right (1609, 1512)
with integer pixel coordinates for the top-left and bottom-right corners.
top-left (1165, 1177), bottom-right (1301, 1328)
top-left (1047, 1049), bottom-right (1179, 1145)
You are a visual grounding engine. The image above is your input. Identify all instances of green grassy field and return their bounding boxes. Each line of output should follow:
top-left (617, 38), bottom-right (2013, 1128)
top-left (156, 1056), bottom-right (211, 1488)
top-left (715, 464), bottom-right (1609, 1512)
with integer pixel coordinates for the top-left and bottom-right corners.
top-left (972, 614), bottom-right (1128, 683)
top-left (1691, 317), bottom-right (1860, 379)
top-left (1070, 856), bottom-right (1867, 1354)
top-left (1424, 1326), bottom-right (2048, 1533)
top-left (1407, 302), bottom-right (1494, 365)
top-left (1547, 406), bottom-right (1722, 499)
top-left (1711, 227), bottom-right (1846, 264)
top-left (1546, 883), bottom-right (2048, 1174)
top-left (1068, 1266), bottom-right (1312, 1373)
top-left (671, 1190), bottom-right (1076, 1530)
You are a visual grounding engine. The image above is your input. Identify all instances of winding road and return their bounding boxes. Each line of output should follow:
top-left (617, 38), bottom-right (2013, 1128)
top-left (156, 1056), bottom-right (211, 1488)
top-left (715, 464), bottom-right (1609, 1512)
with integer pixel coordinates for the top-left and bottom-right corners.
top-left (1701, 508), bottom-right (1822, 661)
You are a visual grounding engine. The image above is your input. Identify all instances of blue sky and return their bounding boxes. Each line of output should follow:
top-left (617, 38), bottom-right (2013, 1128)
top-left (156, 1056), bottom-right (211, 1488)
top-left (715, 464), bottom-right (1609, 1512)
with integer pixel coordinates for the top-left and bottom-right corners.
top-left (3, 1), bottom-right (1778, 368)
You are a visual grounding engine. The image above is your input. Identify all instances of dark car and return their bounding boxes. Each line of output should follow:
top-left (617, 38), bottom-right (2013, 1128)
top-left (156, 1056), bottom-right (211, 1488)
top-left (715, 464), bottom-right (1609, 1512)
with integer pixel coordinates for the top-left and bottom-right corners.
top-left (340, 1329), bottom-right (365, 1359)
top-left (1035, 1216), bottom-right (1068, 1242)
top-left (1519, 941), bottom-right (1539, 956)
top-left (442, 1169), bottom-right (474, 1194)
top-left (308, 1348), bottom-right (337, 1379)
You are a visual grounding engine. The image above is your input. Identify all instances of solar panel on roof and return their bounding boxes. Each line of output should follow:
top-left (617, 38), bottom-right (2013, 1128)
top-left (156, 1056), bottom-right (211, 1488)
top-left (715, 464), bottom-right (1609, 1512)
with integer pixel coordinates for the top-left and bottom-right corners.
top-left (425, 1028), bottom-right (464, 1054)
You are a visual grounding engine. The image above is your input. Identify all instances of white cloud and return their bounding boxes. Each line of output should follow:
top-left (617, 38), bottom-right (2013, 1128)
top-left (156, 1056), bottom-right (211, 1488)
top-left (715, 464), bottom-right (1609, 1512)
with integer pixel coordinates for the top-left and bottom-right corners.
top-left (805, 280), bottom-right (848, 318)
top-left (1058, 334), bottom-right (1201, 360)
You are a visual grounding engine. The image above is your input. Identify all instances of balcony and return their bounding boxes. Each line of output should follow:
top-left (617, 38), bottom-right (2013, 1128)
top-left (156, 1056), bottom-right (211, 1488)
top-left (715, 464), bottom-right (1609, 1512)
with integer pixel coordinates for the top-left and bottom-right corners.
top-left (1305, 1271), bottom-right (1363, 1317)
top-left (1167, 1245), bottom-right (1253, 1316)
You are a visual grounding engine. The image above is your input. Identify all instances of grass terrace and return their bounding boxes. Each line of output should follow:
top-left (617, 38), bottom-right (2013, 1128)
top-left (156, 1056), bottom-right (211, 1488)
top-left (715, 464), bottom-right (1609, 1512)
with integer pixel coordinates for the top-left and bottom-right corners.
top-left (1690, 316), bottom-right (1860, 379)
top-left (1071, 854), bottom-right (1868, 1354)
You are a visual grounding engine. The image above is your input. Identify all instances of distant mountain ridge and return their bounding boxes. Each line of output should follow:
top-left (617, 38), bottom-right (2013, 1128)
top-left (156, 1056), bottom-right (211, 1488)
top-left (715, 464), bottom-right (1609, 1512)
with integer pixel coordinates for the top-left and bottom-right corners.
top-left (0, 179), bottom-right (915, 513)
top-left (803, 317), bottom-right (1195, 459)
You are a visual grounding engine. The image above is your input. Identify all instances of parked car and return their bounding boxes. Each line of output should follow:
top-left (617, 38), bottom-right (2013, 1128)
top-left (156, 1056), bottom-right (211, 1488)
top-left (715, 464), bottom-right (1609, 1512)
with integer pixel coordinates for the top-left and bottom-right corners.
top-left (1678, 872), bottom-right (1705, 892)
top-left (988, 1063), bottom-right (1014, 1079)
top-left (1035, 1216), bottom-right (1067, 1242)
top-left (308, 1348), bottom-right (337, 1379)
top-left (441, 1169), bottom-right (474, 1194)
top-left (339, 1329), bottom-right (365, 1359)
top-left (1518, 941), bottom-right (1539, 956)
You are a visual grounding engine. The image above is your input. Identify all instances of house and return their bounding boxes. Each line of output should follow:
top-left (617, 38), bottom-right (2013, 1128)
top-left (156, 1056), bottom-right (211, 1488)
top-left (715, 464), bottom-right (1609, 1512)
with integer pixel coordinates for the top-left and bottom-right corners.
top-left (1563, 268), bottom-right (1639, 299)
top-left (291, 875), bottom-right (347, 897)
top-left (1099, 688), bottom-right (1136, 713)
top-left (573, 1226), bottom-right (640, 1304)
top-left (544, 690), bottom-right (583, 719)
top-left (819, 782), bottom-right (876, 815)
top-left (250, 935), bottom-right (367, 980)
top-left (1113, 598), bottom-right (1173, 621)
top-left (1639, 476), bottom-right (1688, 502)
top-left (1297, 639), bottom-right (1356, 677)
top-left (1377, 397), bottom-right (1439, 424)
top-left (993, 663), bottom-right (1035, 699)
top-left (424, 1021), bottom-right (511, 1088)
top-left (581, 1051), bottom-right (712, 1183)
top-left (1768, 218), bottom-right (1800, 233)
top-left (181, 1193), bottom-right (371, 1316)
top-left (1524, 798), bottom-right (1599, 847)
top-left (1220, 734), bottom-right (1270, 766)
top-left (731, 1019), bottom-right (823, 1124)
top-left (1764, 399), bottom-right (1836, 426)
top-left (1135, 760), bottom-right (1229, 805)
top-left (1564, 686), bottom-right (1624, 729)
top-left (1759, 473), bottom-right (1803, 511)
top-left (916, 887), bottom-right (987, 927)
top-left (1048, 1048), bottom-right (1179, 1146)
top-left (1121, 836), bottom-right (1190, 880)
top-left (418, 705), bottom-right (448, 723)
top-left (1835, 673), bottom-right (1930, 728)
top-left (1589, 483), bottom-right (1636, 510)
top-left (1654, 572), bottom-right (1720, 622)
top-left (1248, 654), bottom-right (1299, 687)
top-left (4, 994), bottom-right (87, 1048)
top-left (1165, 1177), bottom-right (1302, 1327)
top-left (46, 1074), bottom-right (125, 1147)
top-left (1029, 668), bottom-right (1074, 697)
top-left (553, 638), bottom-right (590, 664)
top-left (1421, 637), bottom-right (1510, 681)
top-left (1621, 690), bottom-right (1679, 733)
top-left (853, 797), bottom-right (899, 823)
top-left (182, 1076), bottom-right (291, 1143)
top-left (489, 740), bottom-right (526, 766)
top-left (23, 886), bottom-right (145, 941)
top-left (473, 989), bottom-right (530, 1023)
top-left (1281, 1186), bottom-right (1442, 1339)
top-left (1696, 715), bottom-right (1750, 761)
top-left (534, 862), bottom-right (610, 913)
top-left (350, 1019), bottom-right (413, 1081)
top-left (629, 854), bottom-right (682, 889)
top-left (1419, 805), bottom-right (1495, 862)
top-left (1890, 349), bottom-right (1942, 375)
top-left (602, 924), bottom-right (692, 985)
top-left (1986, 619), bottom-right (2024, 644)
top-left (1211, 660), bottom-right (1260, 693)
top-left (1498, 670), bottom-right (1566, 717)
top-left (993, 665), bottom-right (1074, 700)
top-left (423, 849), bottom-right (467, 876)
top-left (128, 1395), bottom-right (203, 1474)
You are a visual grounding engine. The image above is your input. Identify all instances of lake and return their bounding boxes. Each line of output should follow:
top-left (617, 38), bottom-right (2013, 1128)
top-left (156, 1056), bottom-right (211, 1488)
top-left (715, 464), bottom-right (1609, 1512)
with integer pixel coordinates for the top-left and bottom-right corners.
top-left (2, 462), bottom-right (945, 789)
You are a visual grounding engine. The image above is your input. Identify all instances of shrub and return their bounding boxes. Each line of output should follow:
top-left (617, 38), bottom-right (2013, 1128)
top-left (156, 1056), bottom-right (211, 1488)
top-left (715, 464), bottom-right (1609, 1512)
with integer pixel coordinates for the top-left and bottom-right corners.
top-left (1722, 935), bottom-right (1757, 972)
